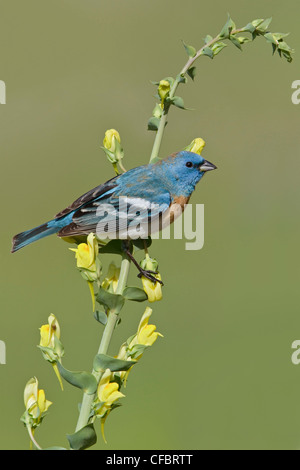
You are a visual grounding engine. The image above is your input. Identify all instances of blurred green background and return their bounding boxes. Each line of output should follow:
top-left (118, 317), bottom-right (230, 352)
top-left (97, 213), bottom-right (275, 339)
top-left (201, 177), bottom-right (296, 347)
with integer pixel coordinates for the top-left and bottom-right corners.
top-left (0, 0), bottom-right (300, 450)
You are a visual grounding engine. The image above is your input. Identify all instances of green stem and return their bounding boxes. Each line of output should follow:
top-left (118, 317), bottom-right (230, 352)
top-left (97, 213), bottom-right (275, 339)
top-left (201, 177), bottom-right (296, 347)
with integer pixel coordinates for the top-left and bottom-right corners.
top-left (149, 31), bottom-right (242, 163)
top-left (75, 255), bottom-right (131, 433)
top-left (27, 425), bottom-right (42, 450)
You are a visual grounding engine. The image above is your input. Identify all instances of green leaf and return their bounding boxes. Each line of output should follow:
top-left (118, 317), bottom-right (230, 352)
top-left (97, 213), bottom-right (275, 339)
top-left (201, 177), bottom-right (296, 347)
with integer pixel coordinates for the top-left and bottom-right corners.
top-left (152, 103), bottom-right (162, 119)
top-left (251, 19), bottom-right (265, 28)
top-left (96, 287), bottom-right (125, 314)
top-left (282, 51), bottom-right (293, 63)
top-left (182, 41), bottom-right (197, 58)
top-left (127, 344), bottom-right (149, 359)
top-left (171, 96), bottom-right (186, 109)
top-left (277, 41), bottom-right (293, 53)
top-left (94, 310), bottom-right (107, 325)
top-left (236, 36), bottom-right (251, 45)
top-left (230, 35), bottom-right (242, 50)
top-left (37, 345), bottom-right (58, 363)
top-left (99, 240), bottom-right (124, 255)
top-left (176, 73), bottom-right (187, 84)
top-left (44, 447), bottom-right (67, 450)
top-left (163, 76), bottom-right (175, 87)
top-left (211, 41), bottom-right (227, 56)
top-left (147, 116), bottom-right (160, 131)
top-left (67, 424), bottom-right (97, 450)
top-left (132, 237), bottom-right (152, 251)
top-left (201, 46), bottom-right (214, 59)
top-left (272, 32), bottom-right (290, 41)
top-left (187, 66), bottom-right (196, 81)
top-left (256, 17), bottom-right (272, 33)
top-left (219, 15), bottom-right (236, 39)
top-left (204, 34), bottom-right (213, 44)
top-left (263, 32), bottom-right (278, 45)
top-left (93, 353), bottom-right (137, 372)
top-left (123, 287), bottom-right (148, 302)
top-left (56, 363), bottom-right (97, 394)
top-left (101, 146), bottom-right (117, 164)
top-left (241, 22), bottom-right (256, 34)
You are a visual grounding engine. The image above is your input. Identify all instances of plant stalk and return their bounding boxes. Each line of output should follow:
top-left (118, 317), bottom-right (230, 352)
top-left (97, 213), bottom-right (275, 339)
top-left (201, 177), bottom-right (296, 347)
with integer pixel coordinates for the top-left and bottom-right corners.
top-left (75, 255), bottom-right (131, 433)
top-left (149, 31), bottom-right (242, 163)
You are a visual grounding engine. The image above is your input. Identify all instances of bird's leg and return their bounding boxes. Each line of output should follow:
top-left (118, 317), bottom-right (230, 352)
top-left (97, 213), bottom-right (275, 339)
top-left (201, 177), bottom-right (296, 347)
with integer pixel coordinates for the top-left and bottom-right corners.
top-left (122, 241), bottom-right (164, 285)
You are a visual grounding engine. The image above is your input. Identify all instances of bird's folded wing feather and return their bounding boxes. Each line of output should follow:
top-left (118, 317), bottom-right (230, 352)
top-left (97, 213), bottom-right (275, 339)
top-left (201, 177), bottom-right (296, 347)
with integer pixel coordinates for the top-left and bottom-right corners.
top-left (57, 172), bottom-right (171, 238)
top-left (55, 176), bottom-right (118, 219)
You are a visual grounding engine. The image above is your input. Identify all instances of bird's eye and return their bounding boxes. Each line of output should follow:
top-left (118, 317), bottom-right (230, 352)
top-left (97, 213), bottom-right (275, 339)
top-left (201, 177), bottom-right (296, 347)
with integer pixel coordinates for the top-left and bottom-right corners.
top-left (186, 162), bottom-right (193, 168)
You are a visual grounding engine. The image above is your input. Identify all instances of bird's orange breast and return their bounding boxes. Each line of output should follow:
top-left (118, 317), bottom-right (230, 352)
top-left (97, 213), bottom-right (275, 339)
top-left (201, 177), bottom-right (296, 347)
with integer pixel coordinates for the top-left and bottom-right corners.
top-left (169, 196), bottom-right (191, 224)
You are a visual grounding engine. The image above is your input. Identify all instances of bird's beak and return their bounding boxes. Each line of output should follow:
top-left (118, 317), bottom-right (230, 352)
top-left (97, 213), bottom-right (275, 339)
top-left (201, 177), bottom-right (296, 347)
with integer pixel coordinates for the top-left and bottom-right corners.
top-left (199, 159), bottom-right (217, 172)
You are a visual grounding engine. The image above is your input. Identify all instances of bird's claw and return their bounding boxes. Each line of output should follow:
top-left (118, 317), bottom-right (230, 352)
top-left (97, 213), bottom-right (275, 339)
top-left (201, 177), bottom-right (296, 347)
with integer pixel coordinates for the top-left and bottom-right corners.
top-left (137, 270), bottom-right (164, 286)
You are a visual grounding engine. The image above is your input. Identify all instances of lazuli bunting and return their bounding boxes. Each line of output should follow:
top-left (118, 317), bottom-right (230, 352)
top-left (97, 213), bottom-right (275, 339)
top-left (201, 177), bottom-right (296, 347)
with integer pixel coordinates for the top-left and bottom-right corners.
top-left (11, 151), bottom-right (216, 280)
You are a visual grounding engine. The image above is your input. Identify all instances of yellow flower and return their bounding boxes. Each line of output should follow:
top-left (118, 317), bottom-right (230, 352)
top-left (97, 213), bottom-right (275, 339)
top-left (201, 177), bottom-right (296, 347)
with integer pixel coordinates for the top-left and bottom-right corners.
top-left (102, 129), bottom-right (125, 174)
top-left (70, 233), bottom-right (101, 310)
top-left (70, 233), bottom-right (99, 272)
top-left (184, 137), bottom-right (206, 155)
top-left (140, 255), bottom-right (162, 302)
top-left (37, 389), bottom-right (51, 414)
top-left (38, 315), bottom-right (64, 390)
top-left (96, 369), bottom-right (125, 417)
top-left (136, 307), bottom-right (163, 346)
top-left (142, 274), bottom-right (163, 303)
top-left (24, 377), bottom-right (52, 423)
top-left (101, 262), bottom-right (120, 293)
top-left (158, 79), bottom-right (170, 107)
top-left (129, 307), bottom-right (163, 350)
top-left (39, 314), bottom-right (60, 348)
top-left (103, 129), bottom-right (121, 152)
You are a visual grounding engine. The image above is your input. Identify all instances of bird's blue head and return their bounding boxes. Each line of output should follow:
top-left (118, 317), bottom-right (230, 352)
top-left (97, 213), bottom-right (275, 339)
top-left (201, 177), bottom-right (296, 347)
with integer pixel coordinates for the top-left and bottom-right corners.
top-left (157, 151), bottom-right (217, 197)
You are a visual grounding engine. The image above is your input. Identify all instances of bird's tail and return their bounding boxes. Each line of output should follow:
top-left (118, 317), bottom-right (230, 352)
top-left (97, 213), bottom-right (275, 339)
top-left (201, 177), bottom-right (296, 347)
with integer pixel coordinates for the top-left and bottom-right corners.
top-left (11, 219), bottom-right (62, 253)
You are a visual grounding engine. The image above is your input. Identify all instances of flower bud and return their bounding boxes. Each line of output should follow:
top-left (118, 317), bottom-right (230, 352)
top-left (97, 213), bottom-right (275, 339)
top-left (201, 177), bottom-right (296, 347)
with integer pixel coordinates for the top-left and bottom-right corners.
top-left (158, 80), bottom-right (170, 107)
top-left (22, 377), bottom-right (52, 427)
top-left (102, 129), bottom-right (125, 173)
top-left (184, 137), bottom-right (206, 155)
top-left (152, 103), bottom-right (163, 119)
top-left (38, 314), bottom-right (64, 390)
top-left (101, 262), bottom-right (120, 293)
top-left (103, 129), bottom-right (121, 153)
top-left (140, 256), bottom-right (162, 302)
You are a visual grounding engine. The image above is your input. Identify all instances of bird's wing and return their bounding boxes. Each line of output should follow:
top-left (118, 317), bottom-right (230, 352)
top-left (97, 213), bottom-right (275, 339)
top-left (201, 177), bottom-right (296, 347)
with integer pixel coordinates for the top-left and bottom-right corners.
top-left (57, 183), bottom-right (171, 239)
top-left (55, 176), bottom-right (118, 219)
